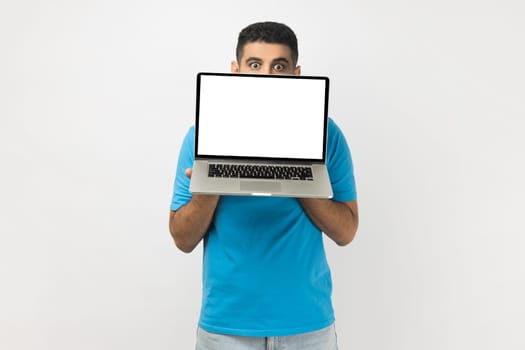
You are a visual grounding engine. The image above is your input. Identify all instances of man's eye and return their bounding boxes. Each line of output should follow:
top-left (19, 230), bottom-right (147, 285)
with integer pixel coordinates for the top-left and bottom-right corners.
top-left (249, 62), bottom-right (261, 69)
top-left (273, 63), bottom-right (285, 71)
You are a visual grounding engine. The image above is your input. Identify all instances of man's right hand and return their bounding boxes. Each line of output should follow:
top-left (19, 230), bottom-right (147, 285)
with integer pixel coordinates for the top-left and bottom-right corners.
top-left (169, 167), bottom-right (220, 253)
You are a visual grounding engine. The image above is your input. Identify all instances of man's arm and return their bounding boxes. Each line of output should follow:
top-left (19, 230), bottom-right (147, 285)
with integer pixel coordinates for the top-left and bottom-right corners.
top-left (169, 169), bottom-right (220, 253)
top-left (298, 198), bottom-right (359, 246)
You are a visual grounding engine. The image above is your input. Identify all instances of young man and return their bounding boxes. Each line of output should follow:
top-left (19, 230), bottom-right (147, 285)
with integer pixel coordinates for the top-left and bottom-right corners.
top-left (169, 21), bottom-right (358, 350)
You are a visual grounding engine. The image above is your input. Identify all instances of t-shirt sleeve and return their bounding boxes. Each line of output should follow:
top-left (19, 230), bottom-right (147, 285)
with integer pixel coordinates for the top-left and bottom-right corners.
top-left (170, 126), bottom-right (195, 211)
top-left (326, 118), bottom-right (358, 202)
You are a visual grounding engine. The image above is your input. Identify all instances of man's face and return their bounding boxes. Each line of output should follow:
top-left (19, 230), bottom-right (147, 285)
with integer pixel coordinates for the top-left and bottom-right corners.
top-left (231, 41), bottom-right (301, 75)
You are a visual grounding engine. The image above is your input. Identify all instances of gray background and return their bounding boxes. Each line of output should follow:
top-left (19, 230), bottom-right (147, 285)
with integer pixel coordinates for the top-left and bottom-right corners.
top-left (1, 0), bottom-right (524, 349)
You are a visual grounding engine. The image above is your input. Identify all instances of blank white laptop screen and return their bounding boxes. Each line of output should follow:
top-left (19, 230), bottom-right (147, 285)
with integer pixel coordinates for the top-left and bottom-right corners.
top-left (197, 74), bottom-right (327, 160)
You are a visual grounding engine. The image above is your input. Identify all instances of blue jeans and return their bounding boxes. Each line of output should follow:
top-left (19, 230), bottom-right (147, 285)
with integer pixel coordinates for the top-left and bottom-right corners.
top-left (195, 324), bottom-right (338, 350)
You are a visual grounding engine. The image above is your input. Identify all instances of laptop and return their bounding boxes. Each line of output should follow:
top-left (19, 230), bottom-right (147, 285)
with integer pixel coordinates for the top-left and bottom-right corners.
top-left (189, 72), bottom-right (333, 198)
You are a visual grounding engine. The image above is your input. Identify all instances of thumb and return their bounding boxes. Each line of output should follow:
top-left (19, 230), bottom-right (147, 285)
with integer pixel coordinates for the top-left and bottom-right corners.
top-left (185, 168), bottom-right (192, 178)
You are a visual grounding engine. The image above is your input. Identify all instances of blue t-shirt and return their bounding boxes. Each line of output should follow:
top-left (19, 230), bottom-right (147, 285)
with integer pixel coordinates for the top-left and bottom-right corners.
top-left (171, 118), bottom-right (357, 336)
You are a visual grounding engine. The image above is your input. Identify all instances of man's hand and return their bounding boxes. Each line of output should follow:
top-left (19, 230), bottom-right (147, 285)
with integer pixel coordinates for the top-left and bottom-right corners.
top-left (169, 168), bottom-right (220, 253)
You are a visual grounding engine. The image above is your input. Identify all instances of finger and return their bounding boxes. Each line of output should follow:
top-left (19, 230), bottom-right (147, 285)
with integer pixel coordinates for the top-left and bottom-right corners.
top-left (185, 168), bottom-right (192, 178)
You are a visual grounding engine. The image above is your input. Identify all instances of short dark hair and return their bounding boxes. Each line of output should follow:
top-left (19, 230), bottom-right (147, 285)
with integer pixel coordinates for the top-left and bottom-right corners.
top-left (236, 21), bottom-right (299, 66)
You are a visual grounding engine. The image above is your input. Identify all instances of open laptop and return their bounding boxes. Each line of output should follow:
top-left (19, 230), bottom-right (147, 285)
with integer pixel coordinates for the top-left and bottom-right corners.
top-left (189, 72), bottom-right (333, 198)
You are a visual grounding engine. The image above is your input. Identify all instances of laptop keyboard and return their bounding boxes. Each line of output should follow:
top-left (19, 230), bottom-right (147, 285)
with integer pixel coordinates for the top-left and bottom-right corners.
top-left (208, 164), bottom-right (313, 181)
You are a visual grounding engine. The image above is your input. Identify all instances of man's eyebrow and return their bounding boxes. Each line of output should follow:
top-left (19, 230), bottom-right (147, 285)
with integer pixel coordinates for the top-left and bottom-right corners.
top-left (272, 57), bottom-right (290, 63)
top-left (245, 57), bottom-right (263, 62)
top-left (243, 57), bottom-right (290, 64)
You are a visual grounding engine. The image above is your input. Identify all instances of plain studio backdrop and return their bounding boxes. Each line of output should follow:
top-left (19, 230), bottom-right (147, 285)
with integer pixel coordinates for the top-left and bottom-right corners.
top-left (1, 1), bottom-right (524, 349)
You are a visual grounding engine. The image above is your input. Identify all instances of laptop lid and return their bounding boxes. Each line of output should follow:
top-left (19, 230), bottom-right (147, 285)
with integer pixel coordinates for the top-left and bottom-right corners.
top-left (195, 72), bottom-right (329, 163)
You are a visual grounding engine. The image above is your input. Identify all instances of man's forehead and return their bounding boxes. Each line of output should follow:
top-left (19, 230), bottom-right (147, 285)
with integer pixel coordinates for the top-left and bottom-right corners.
top-left (239, 42), bottom-right (293, 60)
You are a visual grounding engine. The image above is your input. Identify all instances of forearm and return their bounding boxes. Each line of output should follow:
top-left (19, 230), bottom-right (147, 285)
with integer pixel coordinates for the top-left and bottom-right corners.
top-left (298, 198), bottom-right (358, 246)
top-left (169, 194), bottom-right (220, 253)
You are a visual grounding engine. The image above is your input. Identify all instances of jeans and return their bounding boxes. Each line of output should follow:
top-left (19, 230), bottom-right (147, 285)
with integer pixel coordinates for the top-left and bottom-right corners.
top-left (195, 324), bottom-right (338, 350)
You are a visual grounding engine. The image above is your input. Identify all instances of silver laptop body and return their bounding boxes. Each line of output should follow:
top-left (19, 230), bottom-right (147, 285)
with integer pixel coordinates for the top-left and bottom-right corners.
top-left (189, 72), bottom-right (333, 198)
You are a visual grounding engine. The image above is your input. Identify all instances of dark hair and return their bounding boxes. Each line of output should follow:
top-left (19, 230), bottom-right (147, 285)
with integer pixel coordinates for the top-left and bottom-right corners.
top-left (236, 21), bottom-right (299, 65)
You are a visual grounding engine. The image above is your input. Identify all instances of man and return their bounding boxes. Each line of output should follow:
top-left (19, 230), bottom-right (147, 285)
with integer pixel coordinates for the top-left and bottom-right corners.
top-left (169, 21), bottom-right (358, 350)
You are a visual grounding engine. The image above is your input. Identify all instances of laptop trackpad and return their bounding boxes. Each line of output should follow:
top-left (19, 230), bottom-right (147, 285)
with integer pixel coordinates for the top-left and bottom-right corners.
top-left (240, 181), bottom-right (281, 193)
